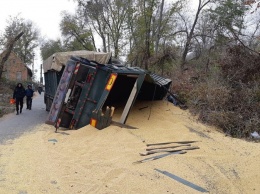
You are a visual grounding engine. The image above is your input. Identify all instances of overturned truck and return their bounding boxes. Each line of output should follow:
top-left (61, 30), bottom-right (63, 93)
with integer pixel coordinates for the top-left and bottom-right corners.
top-left (44, 51), bottom-right (171, 130)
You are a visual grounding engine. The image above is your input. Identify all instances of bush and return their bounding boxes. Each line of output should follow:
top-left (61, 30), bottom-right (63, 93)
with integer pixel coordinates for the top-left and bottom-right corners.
top-left (171, 45), bottom-right (260, 138)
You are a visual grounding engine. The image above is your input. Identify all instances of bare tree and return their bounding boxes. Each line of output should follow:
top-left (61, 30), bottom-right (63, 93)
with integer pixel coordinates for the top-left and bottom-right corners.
top-left (155, 0), bottom-right (165, 54)
top-left (77, 0), bottom-right (108, 52)
top-left (4, 16), bottom-right (39, 65)
top-left (0, 32), bottom-right (24, 79)
top-left (60, 11), bottom-right (94, 51)
top-left (180, 0), bottom-right (212, 71)
top-left (101, 0), bottom-right (129, 58)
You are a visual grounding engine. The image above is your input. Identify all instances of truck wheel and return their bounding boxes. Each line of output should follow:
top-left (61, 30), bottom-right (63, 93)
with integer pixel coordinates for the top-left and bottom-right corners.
top-left (46, 98), bottom-right (51, 111)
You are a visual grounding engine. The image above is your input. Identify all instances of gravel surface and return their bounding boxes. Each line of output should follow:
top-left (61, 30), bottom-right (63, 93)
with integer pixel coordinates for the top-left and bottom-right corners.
top-left (0, 93), bottom-right (48, 144)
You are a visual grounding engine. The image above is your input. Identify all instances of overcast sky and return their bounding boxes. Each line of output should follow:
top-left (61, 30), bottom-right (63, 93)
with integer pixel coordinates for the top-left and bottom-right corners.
top-left (0, 0), bottom-right (76, 39)
top-left (0, 0), bottom-right (77, 81)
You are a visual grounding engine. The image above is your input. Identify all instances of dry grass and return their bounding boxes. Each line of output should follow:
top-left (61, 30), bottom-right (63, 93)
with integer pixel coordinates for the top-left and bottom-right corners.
top-left (171, 46), bottom-right (260, 138)
top-left (0, 79), bottom-right (16, 117)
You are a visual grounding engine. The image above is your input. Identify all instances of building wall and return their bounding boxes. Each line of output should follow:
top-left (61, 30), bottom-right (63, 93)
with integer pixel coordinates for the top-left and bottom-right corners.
top-left (244, 0), bottom-right (256, 5)
top-left (3, 52), bottom-right (31, 81)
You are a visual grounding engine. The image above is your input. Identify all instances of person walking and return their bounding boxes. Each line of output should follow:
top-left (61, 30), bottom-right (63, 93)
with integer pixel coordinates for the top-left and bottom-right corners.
top-left (25, 84), bottom-right (34, 110)
top-left (13, 83), bottom-right (26, 115)
top-left (38, 86), bottom-right (42, 95)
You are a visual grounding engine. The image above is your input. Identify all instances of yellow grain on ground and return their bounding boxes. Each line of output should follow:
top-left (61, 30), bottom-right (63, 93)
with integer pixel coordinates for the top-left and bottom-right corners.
top-left (0, 100), bottom-right (259, 194)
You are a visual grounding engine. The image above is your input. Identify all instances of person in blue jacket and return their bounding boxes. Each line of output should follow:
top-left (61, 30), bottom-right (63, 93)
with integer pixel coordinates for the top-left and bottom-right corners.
top-left (25, 84), bottom-right (34, 110)
top-left (13, 83), bottom-right (26, 115)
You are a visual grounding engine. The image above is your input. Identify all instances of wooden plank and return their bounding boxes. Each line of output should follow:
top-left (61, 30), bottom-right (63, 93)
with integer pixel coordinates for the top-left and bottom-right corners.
top-left (139, 146), bottom-right (199, 156)
top-left (119, 81), bottom-right (138, 124)
top-left (154, 169), bottom-right (208, 193)
top-left (133, 151), bottom-right (187, 164)
top-left (146, 141), bottom-right (198, 146)
top-left (119, 74), bottom-right (145, 124)
top-left (146, 144), bottom-right (191, 151)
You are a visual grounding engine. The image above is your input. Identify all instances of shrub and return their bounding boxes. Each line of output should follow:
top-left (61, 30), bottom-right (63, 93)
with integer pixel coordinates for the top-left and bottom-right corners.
top-left (171, 45), bottom-right (260, 138)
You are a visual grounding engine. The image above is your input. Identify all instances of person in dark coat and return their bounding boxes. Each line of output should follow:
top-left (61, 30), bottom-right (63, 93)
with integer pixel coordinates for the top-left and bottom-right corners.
top-left (38, 86), bottom-right (42, 95)
top-left (13, 83), bottom-right (26, 115)
top-left (25, 84), bottom-right (34, 110)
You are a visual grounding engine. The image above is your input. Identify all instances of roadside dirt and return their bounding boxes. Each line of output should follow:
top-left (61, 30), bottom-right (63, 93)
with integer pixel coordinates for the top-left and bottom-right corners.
top-left (0, 100), bottom-right (259, 194)
top-left (0, 82), bottom-right (15, 117)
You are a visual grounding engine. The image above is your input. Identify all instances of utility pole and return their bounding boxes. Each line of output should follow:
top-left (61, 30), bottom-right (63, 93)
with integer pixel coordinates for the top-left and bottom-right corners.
top-left (40, 64), bottom-right (43, 84)
top-left (32, 52), bottom-right (35, 81)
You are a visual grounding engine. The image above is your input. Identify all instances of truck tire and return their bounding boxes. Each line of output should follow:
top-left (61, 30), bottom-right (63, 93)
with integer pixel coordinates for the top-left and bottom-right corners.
top-left (46, 98), bottom-right (52, 112)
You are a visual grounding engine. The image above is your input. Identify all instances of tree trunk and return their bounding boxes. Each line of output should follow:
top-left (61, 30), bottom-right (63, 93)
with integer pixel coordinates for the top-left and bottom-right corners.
top-left (155, 0), bottom-right (164, 55)
top-left (90, 29), bottom-right (97, 51)
top-left (101, 33), bottom-right (107, 52)
top-left (180, 0), bottom-right (211, 72)
top-left (143, 0), bottom-right (155, 70)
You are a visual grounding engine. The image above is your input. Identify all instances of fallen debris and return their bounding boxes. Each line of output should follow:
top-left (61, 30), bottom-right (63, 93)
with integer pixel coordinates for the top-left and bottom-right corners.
top-left (251, 131), bottom-right (260, 139)
top-left (133, 151), bottom-right (186, 164)
top-left (154, 168), bottom-right (208, 193)
top-left (139, 106), bottom-right (148, 110)
top-left (56, 131), bottom-right (70, 135)
top-left (146, 140), bottom-right (198, 146)
top-left (111, 121), bottom-right (138, 129)
top-left (146, 144), bottom-right (191, 151)
top-left (140, 146), bottom-right (199, 156)
top-left (167, 95), bottom-right (179, 106)
top-left (48, 139), bottom-right (58, 143)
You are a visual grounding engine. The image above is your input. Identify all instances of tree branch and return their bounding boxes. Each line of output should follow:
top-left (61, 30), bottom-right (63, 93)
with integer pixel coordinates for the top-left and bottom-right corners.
top-left (0, 31), bottom-right (24, 79)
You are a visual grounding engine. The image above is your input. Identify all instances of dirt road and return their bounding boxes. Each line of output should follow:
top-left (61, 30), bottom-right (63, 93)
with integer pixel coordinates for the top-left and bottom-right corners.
top-left (0, 93), bottom-right (48, 144)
